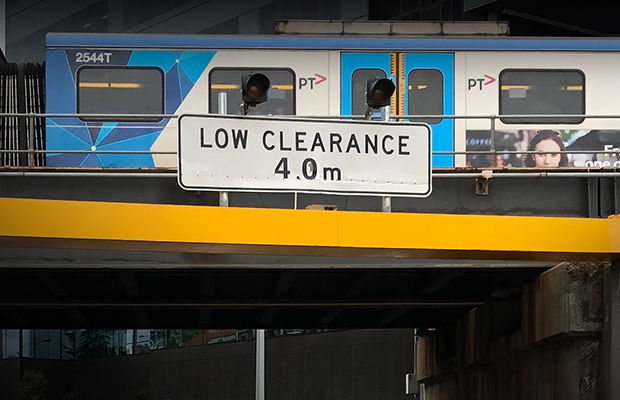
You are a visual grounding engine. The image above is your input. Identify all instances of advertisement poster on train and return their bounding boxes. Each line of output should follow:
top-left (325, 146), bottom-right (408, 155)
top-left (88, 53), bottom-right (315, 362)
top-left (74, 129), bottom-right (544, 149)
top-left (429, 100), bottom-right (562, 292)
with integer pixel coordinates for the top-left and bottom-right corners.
top-left (465, 130), bottom-right (620, 168)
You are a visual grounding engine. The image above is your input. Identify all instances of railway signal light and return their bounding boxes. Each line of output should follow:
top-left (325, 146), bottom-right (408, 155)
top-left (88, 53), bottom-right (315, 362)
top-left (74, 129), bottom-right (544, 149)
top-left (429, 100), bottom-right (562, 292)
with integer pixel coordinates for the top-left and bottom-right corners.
top-left (241, 73), bottom-right (270, 114)
top-left (366, 78), bottom-right (395, 109)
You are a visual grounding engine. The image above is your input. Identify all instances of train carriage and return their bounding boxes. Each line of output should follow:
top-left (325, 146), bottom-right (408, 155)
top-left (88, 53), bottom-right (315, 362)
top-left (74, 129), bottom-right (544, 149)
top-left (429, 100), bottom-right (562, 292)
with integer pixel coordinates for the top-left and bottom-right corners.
top-left (45, 33), bottom-right (620, 169)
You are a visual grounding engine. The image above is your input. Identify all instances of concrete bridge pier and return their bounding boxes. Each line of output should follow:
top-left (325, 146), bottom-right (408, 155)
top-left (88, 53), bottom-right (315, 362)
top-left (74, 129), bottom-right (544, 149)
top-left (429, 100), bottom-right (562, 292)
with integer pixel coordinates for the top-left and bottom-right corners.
top-left (601, 260), bottom-right (620, 400)
top-left (416, 261), bottom-right (620, 400)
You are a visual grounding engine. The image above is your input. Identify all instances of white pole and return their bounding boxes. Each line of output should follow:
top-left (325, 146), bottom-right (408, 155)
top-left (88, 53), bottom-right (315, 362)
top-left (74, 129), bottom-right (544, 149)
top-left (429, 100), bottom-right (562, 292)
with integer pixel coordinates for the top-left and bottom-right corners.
top-left (381, 105), bottom-right (391, 212)
top-left (255, 329), bottom-right (265, 400)
top-left (218, 92), bottom-right (229, 207)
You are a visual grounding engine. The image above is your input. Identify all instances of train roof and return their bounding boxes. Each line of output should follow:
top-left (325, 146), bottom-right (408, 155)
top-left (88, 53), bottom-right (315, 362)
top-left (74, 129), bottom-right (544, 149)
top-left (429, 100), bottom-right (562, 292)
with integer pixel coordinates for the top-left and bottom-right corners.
top-left (46, 32), bottom-right (620, 52)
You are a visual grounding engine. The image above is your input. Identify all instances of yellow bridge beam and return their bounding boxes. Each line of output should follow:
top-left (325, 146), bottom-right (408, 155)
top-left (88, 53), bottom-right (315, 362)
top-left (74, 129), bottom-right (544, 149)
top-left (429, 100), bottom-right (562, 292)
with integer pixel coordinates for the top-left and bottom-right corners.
top-left (0, 197), bottom-right (618, 261)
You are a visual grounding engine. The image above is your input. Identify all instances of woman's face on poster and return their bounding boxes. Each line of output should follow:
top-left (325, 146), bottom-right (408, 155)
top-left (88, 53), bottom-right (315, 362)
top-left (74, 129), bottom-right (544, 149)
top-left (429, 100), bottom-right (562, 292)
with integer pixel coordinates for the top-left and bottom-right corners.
top-left (532, 139), bottom-right (562, 167)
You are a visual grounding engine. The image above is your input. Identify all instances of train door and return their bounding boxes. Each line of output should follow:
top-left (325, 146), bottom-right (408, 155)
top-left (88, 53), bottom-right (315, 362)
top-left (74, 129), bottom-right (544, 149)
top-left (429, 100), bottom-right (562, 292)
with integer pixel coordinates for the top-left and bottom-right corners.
top-left (341, 52), bottom-right (454, 167)
top-left (341, 53), bottom-right (395, 117)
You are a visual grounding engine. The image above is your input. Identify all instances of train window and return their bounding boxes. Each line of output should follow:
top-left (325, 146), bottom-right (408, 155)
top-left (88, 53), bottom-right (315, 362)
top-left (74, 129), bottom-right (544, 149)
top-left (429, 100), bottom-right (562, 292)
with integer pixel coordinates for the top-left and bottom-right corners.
top-left (77, 66), bottom-right (164, 121)
top-left (499, 70), bottom-right (585, 124)
top-left (351, 69), bottom-right (387, 116)
top-left (209, 68), bottom-right (295, 115)
top-left (408, 69), bottom-right (444, 124)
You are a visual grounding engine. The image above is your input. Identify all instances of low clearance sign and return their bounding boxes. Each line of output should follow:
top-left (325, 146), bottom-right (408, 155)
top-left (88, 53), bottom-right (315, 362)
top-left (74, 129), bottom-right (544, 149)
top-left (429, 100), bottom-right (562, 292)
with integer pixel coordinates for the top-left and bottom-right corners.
top-left (178, 115), bottom-right (431, 197)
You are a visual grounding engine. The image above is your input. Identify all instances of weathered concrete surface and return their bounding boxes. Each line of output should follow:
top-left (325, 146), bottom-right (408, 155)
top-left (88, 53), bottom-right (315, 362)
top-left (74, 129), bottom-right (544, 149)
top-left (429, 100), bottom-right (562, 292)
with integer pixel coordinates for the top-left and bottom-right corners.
top-left (522, 262), bottom-right (603, 345)
top-left (420, 337), bottom-right (599, 400)
top-left (418, 261), bottom-right (606, 400)
top-left (600, 261), bottom-right (620, 400)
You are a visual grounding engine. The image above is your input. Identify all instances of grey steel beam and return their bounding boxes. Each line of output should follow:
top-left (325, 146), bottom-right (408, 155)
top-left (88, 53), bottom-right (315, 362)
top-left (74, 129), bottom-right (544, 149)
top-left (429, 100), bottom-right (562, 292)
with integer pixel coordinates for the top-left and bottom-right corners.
top-left (0, 299), bottom-right (485, 309)
top-left (1, 171), bottom-right (616, 217)
top-left (0, 251), bottom-right (559, 269)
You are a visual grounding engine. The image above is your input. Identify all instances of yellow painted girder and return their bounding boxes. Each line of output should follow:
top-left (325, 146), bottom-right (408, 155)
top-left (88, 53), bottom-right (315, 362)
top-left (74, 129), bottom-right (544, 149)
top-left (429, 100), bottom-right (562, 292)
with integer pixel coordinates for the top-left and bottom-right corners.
top-left (0, 197), bottom-right (618, 261)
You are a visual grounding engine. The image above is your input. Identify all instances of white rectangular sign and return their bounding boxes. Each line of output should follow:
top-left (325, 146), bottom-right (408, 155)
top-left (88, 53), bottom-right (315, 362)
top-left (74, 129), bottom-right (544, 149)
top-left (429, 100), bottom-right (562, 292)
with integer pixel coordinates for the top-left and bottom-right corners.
top-left (178, 114), bottom-right (432, 197)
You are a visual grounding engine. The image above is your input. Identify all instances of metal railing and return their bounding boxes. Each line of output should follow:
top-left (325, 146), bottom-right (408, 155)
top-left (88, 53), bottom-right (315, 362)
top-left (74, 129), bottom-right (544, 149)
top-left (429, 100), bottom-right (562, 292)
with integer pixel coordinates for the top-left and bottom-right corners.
top-left (1, 112), bottom-right (620, 171)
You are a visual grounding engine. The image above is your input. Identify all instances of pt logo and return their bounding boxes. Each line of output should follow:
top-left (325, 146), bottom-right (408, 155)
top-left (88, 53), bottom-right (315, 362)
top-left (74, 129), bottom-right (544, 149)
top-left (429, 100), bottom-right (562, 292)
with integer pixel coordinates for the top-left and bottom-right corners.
top-left (299, 74), bottom-right (327, 89)
top-left (468, 75), bottom-right (496, 90)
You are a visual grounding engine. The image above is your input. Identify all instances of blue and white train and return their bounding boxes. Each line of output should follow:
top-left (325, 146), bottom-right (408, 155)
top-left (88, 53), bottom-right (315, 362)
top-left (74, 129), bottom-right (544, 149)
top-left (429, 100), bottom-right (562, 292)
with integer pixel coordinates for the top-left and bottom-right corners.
top-left (45, 33), bottom-right (620, 169)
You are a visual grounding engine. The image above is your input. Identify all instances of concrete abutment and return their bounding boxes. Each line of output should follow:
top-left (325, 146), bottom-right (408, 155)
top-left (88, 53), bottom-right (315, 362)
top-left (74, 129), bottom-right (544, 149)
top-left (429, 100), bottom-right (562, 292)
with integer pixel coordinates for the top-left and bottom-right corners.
top-left (417, 261), bottom-right (618, 400)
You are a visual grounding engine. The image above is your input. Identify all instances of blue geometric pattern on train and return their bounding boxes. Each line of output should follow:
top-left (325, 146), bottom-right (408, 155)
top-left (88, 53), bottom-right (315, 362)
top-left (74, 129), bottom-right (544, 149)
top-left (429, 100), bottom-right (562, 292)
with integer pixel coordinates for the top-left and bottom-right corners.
top-left (46, 118), bottom-right (163, 167)
top-left (128, 50), bottom-right (215, 113)
top-left (46, 50), bottom-right (216, 167)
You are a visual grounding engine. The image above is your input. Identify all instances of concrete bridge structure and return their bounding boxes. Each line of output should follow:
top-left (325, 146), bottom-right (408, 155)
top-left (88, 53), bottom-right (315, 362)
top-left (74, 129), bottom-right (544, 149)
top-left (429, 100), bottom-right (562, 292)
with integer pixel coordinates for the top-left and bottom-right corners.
top-left (0, 169), bottom-right (619, 399)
